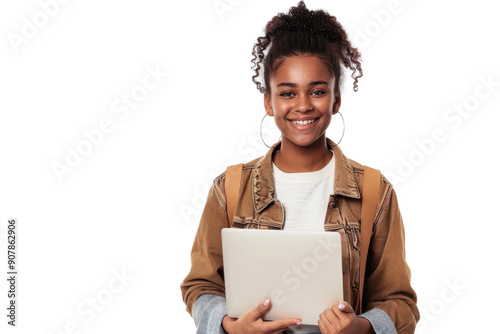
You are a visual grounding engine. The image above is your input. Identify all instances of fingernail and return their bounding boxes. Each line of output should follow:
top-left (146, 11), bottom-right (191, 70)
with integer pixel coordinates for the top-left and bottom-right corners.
top-left (338, 303), bottom-right (345, 309)
top-left (296, 321), bottom-right (302, 325)
top-left (263, 299), bottom-right (270, 307)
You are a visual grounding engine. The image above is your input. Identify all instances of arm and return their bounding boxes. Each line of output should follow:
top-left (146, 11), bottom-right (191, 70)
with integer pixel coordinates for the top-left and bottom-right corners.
top-left (181, 181), bottom-right (301, 333)
top-left (180, 181), bottom-right (229, 316)
top-left (358, 308), bottom-right (397, 334)
top-left (193, 294), bottom-right (228, 334)
top-left (318, 301), bottom-right (395, 334)
top-left (318, 302), bottom-right (374, 334)
top-left (193, 294), bottom-right (302, 334)
top-left (362, 182), bottom-right (420, 333)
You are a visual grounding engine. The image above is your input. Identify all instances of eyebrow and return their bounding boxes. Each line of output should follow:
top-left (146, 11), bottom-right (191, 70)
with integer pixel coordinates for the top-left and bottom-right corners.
top-left (276, 81), bottom-right (330, 88)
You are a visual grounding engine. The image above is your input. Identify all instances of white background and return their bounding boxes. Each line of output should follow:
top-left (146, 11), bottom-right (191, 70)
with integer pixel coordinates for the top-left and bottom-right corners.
top-left (1, 0), bottom-right (499, 333)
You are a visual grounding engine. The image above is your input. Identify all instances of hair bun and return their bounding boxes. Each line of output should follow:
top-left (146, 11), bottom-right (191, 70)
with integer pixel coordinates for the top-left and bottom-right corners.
top-left (251, 1), bottom-right (363, 93)
top-left (267, 1), bottom-right (338, 42)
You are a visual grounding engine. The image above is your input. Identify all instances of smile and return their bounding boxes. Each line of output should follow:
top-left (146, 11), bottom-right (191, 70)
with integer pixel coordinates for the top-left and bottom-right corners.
top-left (289, 118), bottom-right (318, 125)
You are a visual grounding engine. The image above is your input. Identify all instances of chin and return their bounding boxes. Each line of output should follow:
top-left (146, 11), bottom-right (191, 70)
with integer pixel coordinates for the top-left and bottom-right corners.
top-left (285, 136), bottom-right (322, 148)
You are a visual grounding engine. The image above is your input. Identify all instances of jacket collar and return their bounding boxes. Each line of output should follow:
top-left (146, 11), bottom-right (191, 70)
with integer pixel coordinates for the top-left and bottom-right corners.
top-left (252, 137), bottom-right (361, 213)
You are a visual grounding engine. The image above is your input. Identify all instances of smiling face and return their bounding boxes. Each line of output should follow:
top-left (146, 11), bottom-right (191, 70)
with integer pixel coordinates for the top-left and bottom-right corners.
top-left (264, 54), bottom-right (340, 150)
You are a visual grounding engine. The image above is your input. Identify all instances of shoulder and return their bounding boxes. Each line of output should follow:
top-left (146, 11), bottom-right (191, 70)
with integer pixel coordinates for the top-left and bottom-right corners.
top-left (210, 155), bottom-right (263, 206)
top-left (347, 157), bottom-right (398, 231)
top-left (348, 157), bottom-right (393, 187)
top-left (212, 156), bottom-right (261, 184)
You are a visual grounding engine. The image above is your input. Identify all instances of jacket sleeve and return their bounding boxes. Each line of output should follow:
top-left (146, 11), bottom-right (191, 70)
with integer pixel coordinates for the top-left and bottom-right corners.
top-left (363, 181), bottom-right (420, 333)
top-left (193, 294), bottom-right (228, 334)
top-left (180, 179), bottom-right (229, 316)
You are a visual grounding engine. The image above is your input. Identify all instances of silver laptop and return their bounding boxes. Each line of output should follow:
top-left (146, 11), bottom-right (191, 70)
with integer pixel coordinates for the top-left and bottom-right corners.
top-left (221, 228), bottom-right (343, 325)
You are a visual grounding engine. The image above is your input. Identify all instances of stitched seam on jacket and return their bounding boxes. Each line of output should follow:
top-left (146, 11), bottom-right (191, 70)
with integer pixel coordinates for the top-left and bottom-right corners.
top-left (212, 164), bottom-right (255, 183)
top-left (212, 181), bottom-right (227, 215)
top-left (347, 161), bottom-right (362, 198)
top-left (235, 217), bottom-right (282, 229)
top-left (397, 317), bottom-right (415, 332)
top-left (212, 164), bottom-right (256, 215)
top-left (373, 185), bottom-right (393, 234)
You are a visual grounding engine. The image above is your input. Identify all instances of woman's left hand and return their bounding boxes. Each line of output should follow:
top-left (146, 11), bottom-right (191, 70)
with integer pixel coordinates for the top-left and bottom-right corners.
top-left (318, 302), bottom-right (375, 334)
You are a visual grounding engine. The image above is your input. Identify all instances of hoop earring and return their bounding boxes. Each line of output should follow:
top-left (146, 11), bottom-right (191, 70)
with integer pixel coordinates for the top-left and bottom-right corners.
top-left (260, 114), bottom-right (281, 148)
top-left (331, 111), bottom-right (345, 147)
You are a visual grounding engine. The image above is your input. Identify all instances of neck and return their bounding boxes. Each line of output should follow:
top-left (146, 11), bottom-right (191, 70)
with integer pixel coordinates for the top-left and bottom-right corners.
top-left (273, 136), bottom-right (332, 173)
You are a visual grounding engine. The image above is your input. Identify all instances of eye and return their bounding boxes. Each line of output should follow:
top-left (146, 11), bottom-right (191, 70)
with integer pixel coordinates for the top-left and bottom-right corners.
top-left (279, 91), bottom-right (294, 97)
top-left (312, 90), bottom-right (325, 96)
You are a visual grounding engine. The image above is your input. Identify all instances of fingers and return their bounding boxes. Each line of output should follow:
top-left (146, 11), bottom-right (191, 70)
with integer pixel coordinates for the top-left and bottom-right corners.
top-left (265, 318), bottom-right (302, 332)
top-left (318, 302), bottom-right (355, 333)
top-left (321, 306), bottom-right (339, 325)
top-left (331, 301), bottom-right (356, 329)
top-left (318, 305), bottom-right (339, 334)
top-left (248, 299), bottom-right (272, 321)
top-left (331, 302), bottom-right (354, 322)
top-left (221, 315), bottom-right (237, 333)
top-left (247, 299), bottom-right (301, 333)
top-left (336, 301), bottom-right (354, 314)
top-left (318, 318), bottom-right (329, 334)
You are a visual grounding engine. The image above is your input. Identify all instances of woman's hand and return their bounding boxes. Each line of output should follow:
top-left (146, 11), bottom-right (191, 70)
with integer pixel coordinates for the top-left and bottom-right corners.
top-left (318, 302), bottom-right (375, 334)
top-left (222, 299), bottom-right (302, 334)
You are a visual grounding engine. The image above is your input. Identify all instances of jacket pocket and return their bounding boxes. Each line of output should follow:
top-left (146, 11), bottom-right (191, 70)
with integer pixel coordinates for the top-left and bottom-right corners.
top-left (345, 222), bottom-right (361, 310)
top-left (325, 220), bottom-right (361, 308)
top-left (325, 223), bottom-right (351, 305)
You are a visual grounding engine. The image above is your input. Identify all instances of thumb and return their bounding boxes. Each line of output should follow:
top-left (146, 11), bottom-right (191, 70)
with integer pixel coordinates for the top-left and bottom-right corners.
top-left (337, 301), bottom-right (355, 314)
top-left (249, 299), bottom-right (271, 321)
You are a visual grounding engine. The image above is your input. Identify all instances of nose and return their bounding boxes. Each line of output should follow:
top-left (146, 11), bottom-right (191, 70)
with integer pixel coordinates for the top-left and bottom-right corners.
top-left (294, 93), bottom-right (313, 113)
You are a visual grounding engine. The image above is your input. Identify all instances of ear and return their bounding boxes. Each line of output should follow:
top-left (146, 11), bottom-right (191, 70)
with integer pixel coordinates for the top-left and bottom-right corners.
top-left (333, 91), bottom-right (342, 115)
top-left (264, 93), bottom-right (274, 116)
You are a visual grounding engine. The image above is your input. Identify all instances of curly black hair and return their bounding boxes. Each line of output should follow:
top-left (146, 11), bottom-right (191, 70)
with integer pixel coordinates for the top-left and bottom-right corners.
top-left (251, 1), bottom-right (363, 95)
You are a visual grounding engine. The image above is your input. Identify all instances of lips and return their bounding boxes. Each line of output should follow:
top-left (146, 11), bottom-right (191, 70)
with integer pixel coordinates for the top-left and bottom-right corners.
top-left (288, 117), bottom-right (319, 129)
top-left (290, 118), bottom-right (317, 125)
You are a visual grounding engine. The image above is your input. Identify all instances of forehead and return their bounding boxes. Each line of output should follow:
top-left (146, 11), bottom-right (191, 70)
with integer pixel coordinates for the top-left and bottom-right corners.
top-left (270, 55), bottom-right (334, 85)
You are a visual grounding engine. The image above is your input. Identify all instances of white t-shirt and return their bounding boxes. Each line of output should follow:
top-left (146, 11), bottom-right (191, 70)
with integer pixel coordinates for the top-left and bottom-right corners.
top-left (272, 151), bottom-right (335, 232)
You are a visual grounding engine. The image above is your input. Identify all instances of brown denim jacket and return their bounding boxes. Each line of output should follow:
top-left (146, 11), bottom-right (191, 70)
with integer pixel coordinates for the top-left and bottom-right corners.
top-left (181, 138), bottom-right (420, 333)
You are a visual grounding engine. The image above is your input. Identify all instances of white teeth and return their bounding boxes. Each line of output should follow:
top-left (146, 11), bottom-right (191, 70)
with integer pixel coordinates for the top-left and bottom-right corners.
top-left (291, 119), bottom-right (316, 125)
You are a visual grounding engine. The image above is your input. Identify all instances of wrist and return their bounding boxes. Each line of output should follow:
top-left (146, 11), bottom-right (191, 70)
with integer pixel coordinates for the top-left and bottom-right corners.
top-left (357, 317), bottom-right (375, 334)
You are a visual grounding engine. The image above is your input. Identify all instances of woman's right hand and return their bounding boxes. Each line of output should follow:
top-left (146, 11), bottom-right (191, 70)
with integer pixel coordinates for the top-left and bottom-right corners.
top-left (222, 299), bottom-right (302, 334)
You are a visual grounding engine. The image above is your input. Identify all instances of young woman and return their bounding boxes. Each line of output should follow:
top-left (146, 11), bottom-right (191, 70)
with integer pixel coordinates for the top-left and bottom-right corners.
top-left (181, 2), bottom-right (419, 333)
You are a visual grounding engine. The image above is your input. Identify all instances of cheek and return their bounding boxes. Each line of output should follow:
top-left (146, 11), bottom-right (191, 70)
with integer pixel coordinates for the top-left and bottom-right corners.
top-left (314, 97), bottom-right (334, 110)
top-left (273, 99), bottom-right (293, 111)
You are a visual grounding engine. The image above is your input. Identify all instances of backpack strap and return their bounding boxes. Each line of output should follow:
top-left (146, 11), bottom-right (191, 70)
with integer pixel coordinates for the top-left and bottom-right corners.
top-left (356, 166), bottom-right (381, 315)
top-left (224, 163), bottom-right (243, 228)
